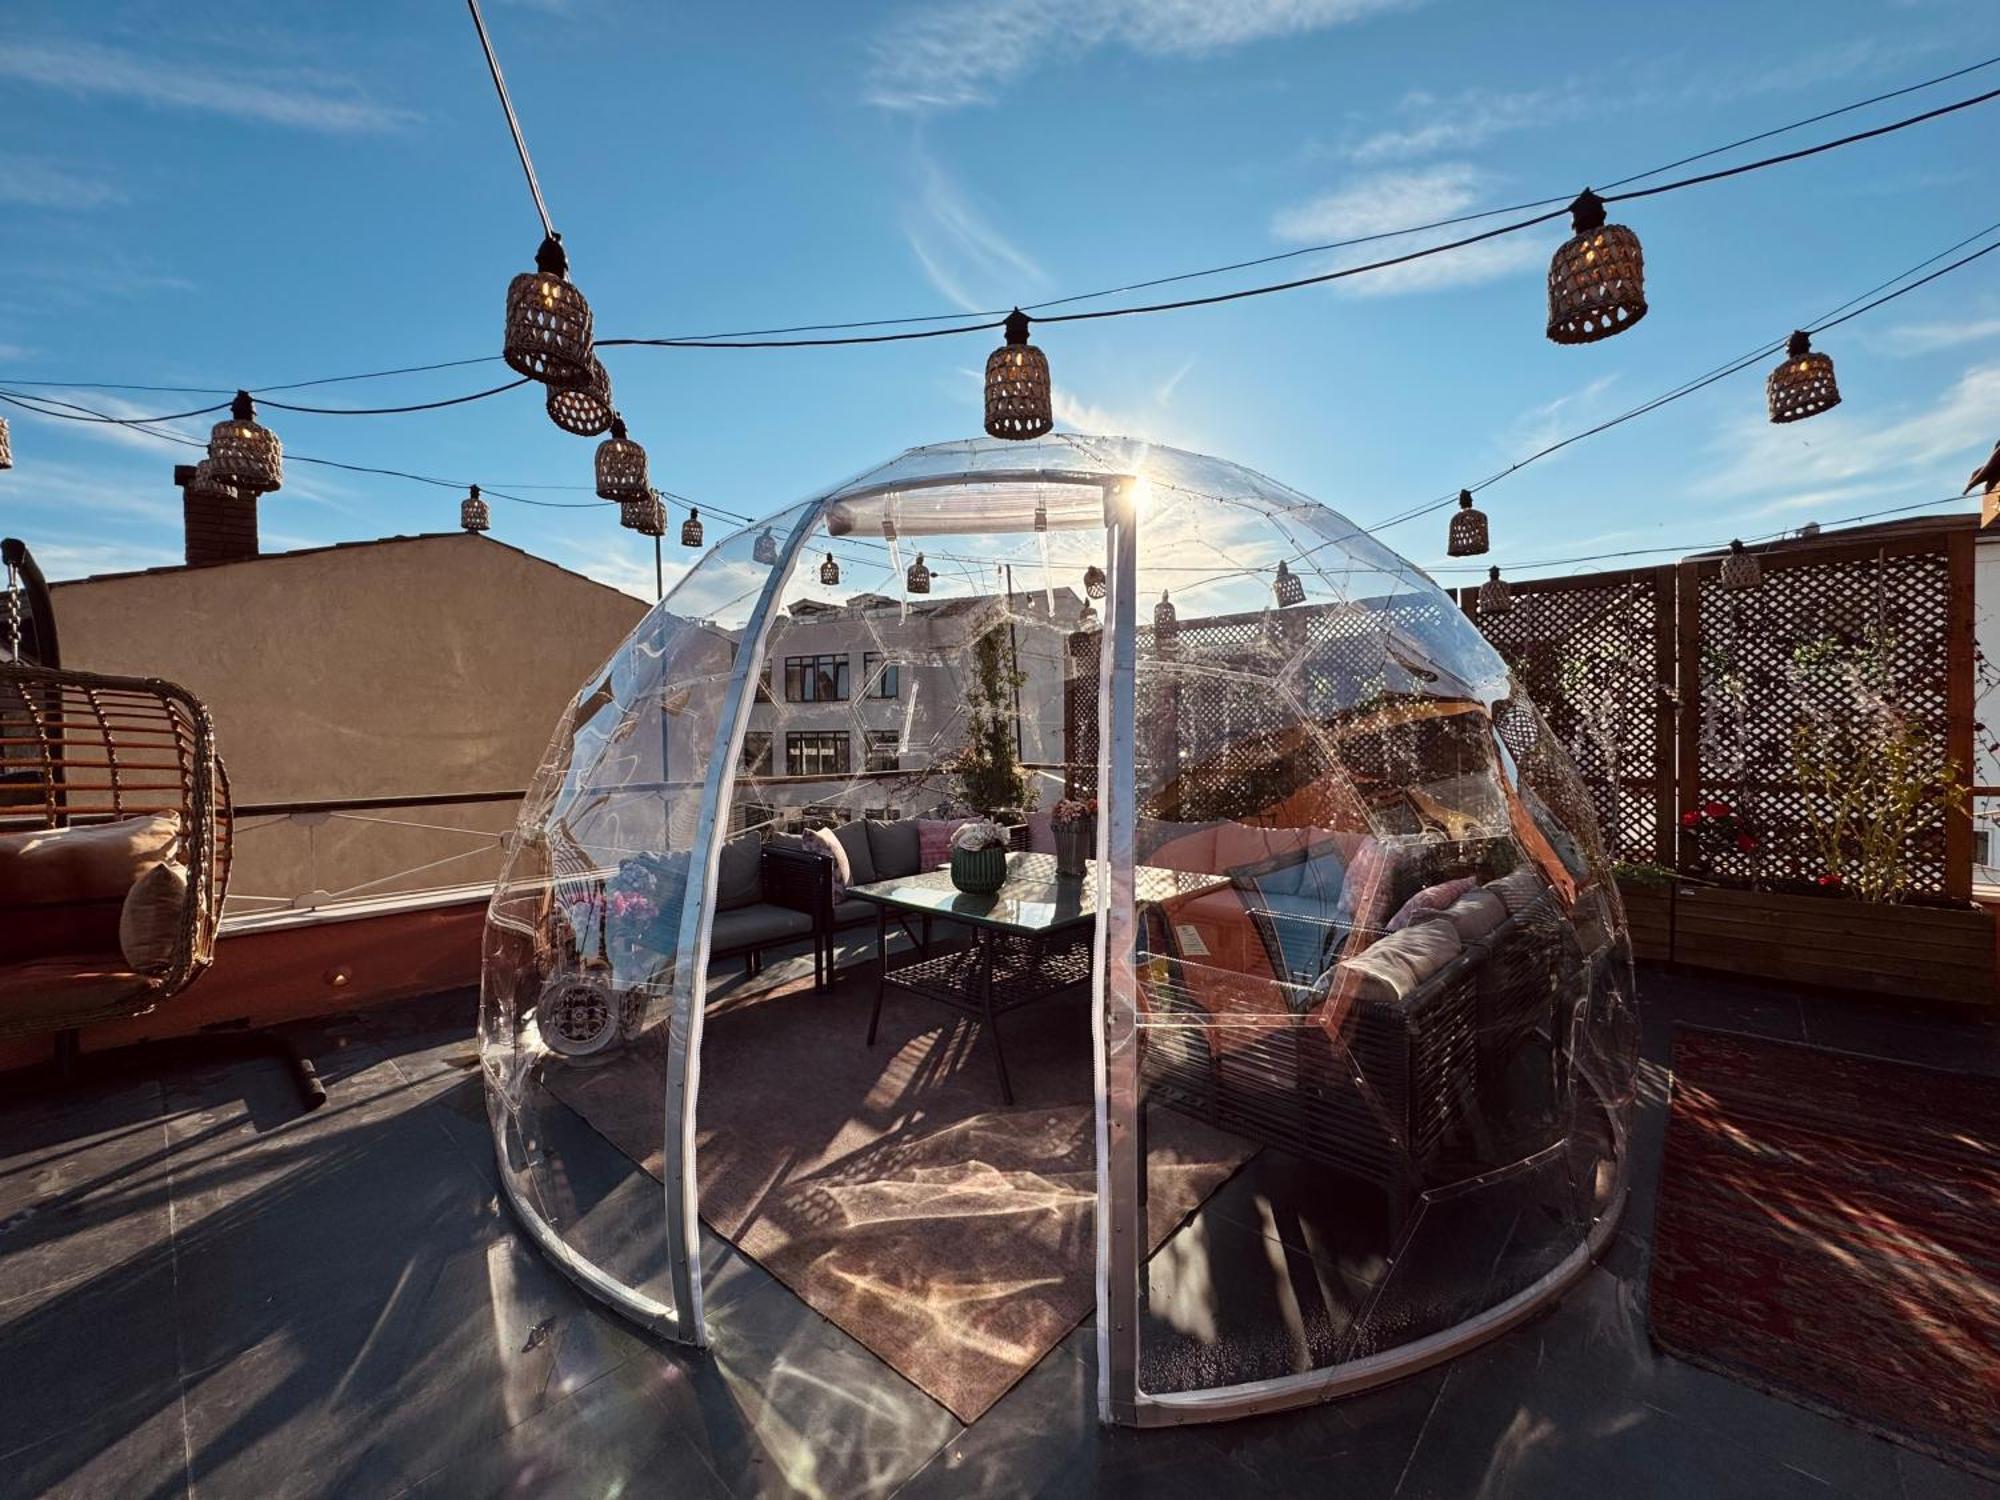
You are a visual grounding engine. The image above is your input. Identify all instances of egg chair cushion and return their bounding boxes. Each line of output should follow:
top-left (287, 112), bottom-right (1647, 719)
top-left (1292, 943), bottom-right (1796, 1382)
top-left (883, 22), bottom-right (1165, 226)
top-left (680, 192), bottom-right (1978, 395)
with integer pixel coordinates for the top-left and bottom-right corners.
top-left (0, 813), bottom-right (182, 964)
top-left (864, 817), bottom-right (921, 881)
top-left (0, 955), bottom-right (155, 1030)
top-left (1331, 919), bottom-right (1463, 1006)
top-left (120, 858), bottom-right (189, 976)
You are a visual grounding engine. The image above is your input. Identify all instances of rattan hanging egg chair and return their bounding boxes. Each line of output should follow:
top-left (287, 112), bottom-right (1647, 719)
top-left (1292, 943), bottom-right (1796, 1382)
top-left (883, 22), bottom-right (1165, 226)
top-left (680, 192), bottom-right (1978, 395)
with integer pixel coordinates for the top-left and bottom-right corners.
top-left (0, 544), bottom-right (233, 1038)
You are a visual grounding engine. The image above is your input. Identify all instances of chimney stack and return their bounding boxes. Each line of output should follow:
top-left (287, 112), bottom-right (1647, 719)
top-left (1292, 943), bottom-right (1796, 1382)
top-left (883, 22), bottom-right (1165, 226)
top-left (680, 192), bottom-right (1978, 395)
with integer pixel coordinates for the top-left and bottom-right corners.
top-left (174, 463), bottom-right (259, 566)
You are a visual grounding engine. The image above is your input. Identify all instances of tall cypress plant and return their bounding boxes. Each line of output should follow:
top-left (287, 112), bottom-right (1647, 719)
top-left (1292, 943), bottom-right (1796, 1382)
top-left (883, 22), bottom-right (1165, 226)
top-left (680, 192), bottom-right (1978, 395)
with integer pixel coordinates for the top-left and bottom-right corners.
top-left (951, 624), bottom-right (1032, 819)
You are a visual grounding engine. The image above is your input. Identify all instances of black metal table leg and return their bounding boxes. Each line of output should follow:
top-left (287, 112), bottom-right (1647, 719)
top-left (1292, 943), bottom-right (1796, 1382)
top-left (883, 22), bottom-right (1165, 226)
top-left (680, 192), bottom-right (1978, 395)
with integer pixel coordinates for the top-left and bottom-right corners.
top-left (981, 930), bottom-right (1013, 1105)
top-left (866, 906), bottom-right (888, 1045)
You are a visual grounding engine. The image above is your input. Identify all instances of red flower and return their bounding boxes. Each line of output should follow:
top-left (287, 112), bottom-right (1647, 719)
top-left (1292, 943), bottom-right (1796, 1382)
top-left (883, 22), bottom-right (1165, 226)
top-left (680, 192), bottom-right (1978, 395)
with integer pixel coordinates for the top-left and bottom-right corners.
top-left (1816, 873), bottom-right (1843, 888)
top-left (1680, 810), bottom-right (1702, 829)
top-left (1735, 833), bottom-right (1758, 852)
top-left (1703, 800), bottom-right (1732, 819)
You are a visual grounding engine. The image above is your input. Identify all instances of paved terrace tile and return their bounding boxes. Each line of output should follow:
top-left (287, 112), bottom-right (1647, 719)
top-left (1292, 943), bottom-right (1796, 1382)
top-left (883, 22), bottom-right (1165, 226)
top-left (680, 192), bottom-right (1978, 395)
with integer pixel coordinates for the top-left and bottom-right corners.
top-left (0, 967), bottom-right (1994, 1499)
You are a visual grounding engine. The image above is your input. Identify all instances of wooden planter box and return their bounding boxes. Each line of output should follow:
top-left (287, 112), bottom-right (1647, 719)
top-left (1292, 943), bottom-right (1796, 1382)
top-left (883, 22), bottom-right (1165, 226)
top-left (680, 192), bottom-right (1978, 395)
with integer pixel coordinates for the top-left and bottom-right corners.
top-left (1615, 879), bottom-right (1674, 963)
top-left (1670, 886), bottom-right (1997, 1007)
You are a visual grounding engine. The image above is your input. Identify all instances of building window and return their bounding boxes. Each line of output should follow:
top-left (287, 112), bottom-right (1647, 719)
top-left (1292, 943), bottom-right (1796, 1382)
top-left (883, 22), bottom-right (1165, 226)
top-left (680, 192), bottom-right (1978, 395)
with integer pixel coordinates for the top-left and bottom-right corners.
top-left (863, 807), bottom-right (900, 821)
top-left (735, 802), bottom-right (776, 833)
top-left (864, 730), bottom-right (901, 773)
top-left (804, 804), bottom-right (850, 827)
top-left (757, 661), bottom-right (773, 703)
top-left (785, 654), bottom-right (849, 702)
top-left (785, 731), bottom-right (850, 777)
top-left (741, 732), bottom-right (772, 776)
top-left (864, 652), bottom-right (900, 699)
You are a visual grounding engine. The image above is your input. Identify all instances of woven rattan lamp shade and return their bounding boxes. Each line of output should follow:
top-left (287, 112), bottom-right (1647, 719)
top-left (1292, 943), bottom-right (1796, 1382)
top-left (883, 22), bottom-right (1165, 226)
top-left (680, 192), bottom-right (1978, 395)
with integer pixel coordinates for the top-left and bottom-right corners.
top-left (1083, 564), bottom-right (1107, 599)
top-left (505, 235), bottom-right (595, 389)
top-left (1719, 539), bottom-right (1761, 591)
top-left (0, 415), bottom-right (11, 470)
top-left (595, 417), bottom-right (650, 503)
top-left (186, 459), bottom-right (241, 506)
top-left (1478, 566), bottom-right (1512, 616)
top-left (620, 491), bottom-right (666, 537)
top-left (681, 508), bottom-right (703, 548)
top-left (1447, 490), bottom-right (1489, 557)
top-left (753, 528), bottom-right (779, 565)
top-left (1766, 332), bottom-right (1840, 424)
top-left (547, 356), bottom-right (615, 436)
top-left (1547, 191), bottom-right (1647, 345)
top-left (1273, 560), bottom-right (1305, 606)
top-left (819, 553), bottom-right (841, 586)
top-left (207, 391), bottom-right (283, 495)
top-left (1154, 590), bottom-right (1179, 648)
top-left (985, 310), bottom-right (1053, 441)
top-left (460, 485), bottom-right (491, 532)
top-left (906, 552), bottom-right (932, 593)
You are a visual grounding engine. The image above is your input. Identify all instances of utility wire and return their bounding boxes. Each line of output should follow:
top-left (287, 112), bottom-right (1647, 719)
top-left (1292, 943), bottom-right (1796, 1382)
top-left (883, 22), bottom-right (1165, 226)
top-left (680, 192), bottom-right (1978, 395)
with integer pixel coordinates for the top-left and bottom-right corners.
top-left (465, 0), bottom-right (554, 239)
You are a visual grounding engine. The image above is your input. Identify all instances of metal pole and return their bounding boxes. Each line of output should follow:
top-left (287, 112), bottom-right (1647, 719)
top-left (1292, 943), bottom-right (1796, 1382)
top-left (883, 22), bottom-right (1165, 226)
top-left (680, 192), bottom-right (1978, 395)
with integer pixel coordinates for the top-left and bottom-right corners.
top-left (1005, 563), bottom-right (1026, 762)
top-left (655, 533), bottom-right (664, 601)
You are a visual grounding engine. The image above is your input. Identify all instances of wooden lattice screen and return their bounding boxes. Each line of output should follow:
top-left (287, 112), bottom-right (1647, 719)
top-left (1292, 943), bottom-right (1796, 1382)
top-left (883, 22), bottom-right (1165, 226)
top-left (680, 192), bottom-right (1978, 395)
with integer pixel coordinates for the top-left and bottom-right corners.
top-left (1676, 528), bottom-right (1973, 900)
top-left (1453, 567), bottom-right (1676, 865)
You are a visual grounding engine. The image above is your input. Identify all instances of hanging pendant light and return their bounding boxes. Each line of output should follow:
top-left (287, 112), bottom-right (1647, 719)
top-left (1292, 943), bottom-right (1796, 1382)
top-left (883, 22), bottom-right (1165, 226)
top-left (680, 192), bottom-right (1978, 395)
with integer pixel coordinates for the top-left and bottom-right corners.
top-left (1033, 499), bottom-right (1048, 534)
top-left (207, 391), bottom-right (283, 494)
top-left (820, 552), bottom-right (841, 586)
top-left (1719, 539), bottom-right (1761, 592)
top-left (1083, 564), bottom-right (1107, 599)
top-left (546, 355), bottom-right (615, 436)
top-left (621, 490), bottom-right (665, 537)
top-left (461, 484), bottom-right (491, 533)
top-left (681, 507), bottom-right (704, 548)
top-left (504, 233), bottom-right (596, 389)
top-left (1478, 566), bottom-right (1512, 616)
top-left (984, 309), bottom-right (1053, 441)
top-left (1154, 590), bottom-right (1179, 651)
top-left (595, 416), bottom-right (649, 503)
top-left (753, 527), bottom-right (779, 565)
top-left (1447, 489), bottom-right (1489, 557)
top-left (906, 551), bottom-right (932, 594)
top-left (1766, 331), bottom-right (1840, 424)
top-left (1546, 190), bottom-right (1647, 345)
top-left (1078, 600), bottom-right (1099, 632)
top-left (1273, 559), bottom-right (1305, 607)
top-left (0, 415), bottom-right (11, 470)
top-left (185, 458), bottom-right (242, 507)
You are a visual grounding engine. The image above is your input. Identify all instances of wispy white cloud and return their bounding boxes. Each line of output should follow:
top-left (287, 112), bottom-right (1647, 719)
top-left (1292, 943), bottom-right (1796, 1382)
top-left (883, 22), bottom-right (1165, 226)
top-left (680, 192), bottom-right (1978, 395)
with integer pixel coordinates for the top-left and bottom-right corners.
top-left (1868, 315), bottom-right (2000, 357)
top-left (0, 38), bottom-right (416, 134)
top-left (1344, 84), bottom-right (1581, 164)
top-left (1695, 360), bottom-right (2000, 515)
top-left (1494, 375), bottom-right (1621, 464)
top-left (1271, 164), bottom-right (1552, 296)
top-left (903, 150), bottom-right (1049, 313)
top-left (0, 156), bottom-right (122, 209)
top-left (867, 0), bottom-right (1412, 111)
top-left (29, 538), bottom-right (184, 582)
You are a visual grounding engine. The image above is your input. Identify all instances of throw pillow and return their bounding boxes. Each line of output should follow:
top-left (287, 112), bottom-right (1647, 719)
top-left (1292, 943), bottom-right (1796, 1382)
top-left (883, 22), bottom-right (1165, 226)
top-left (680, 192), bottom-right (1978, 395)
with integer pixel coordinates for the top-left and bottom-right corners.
top-left (808, 826), bottom-right (850, 901)
top-left (119, 859), bottom-right (189, 976)
top-left (1386, 876), bottom-right (1478, 933)
top-left (1331, 919), bottom-right (1463, 1006)
top-left (1440, 886), bottom-right (1509, 943)
top-left (1485, 867), bottom-right (1544, 917)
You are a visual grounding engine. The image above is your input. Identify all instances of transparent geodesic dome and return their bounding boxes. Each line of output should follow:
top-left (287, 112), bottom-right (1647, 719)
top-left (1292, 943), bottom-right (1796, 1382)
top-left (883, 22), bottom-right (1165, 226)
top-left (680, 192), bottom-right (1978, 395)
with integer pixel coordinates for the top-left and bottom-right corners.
top-left (480, 434), bottom-right (1638, 1424)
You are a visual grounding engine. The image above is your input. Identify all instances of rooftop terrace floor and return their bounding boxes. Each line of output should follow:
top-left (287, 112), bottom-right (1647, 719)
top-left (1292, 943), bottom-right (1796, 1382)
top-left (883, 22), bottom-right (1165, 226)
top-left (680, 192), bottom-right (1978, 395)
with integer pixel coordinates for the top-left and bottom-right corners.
top-left (2, 959), bottom-right (1996, 1500)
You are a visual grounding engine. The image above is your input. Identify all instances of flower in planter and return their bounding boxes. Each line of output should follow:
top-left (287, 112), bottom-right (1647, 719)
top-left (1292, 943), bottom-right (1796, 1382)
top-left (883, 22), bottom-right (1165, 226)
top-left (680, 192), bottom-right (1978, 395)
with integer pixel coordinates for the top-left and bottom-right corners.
top-left (952, 819), bottom-right (1010, 853)
top-left (1050, 797), bottom-right (1098, 827)
top-left (1680, 810), bottom-right (1701, 829)
top-left (1703, 800), bottom-right (1732, 819)
top-left (1816, 872), bottom-right (1844, 890)
top-left (1735, 832), bottom-right (1759, 853)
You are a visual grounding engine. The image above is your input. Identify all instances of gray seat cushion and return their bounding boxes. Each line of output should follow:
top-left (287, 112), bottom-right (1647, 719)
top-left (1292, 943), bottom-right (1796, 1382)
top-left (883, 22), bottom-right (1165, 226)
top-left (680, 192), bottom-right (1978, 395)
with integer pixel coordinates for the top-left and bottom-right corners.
top-left (714, 833), bottom-right (764, 911)
top-left (865, 818), bottom-right (921, 881)
top-left (831, 822), bottom-right (877, 886)
top-left (831, 897), bottom-right (878, 928)
top-left (710, 903), bottom-right (812, 952)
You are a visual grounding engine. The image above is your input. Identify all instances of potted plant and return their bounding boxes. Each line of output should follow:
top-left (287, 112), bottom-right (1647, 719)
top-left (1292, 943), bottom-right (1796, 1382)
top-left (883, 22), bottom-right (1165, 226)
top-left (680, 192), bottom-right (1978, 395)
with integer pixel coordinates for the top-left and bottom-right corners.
top-left (1050, 797), bottom-right (1097, 879)
top-left (1609, 860), bottom-right (1675, 962)
top-left (948, 625), bottom-right (1034, 832)
top-left (950, 819), bottom-right (1010, 894)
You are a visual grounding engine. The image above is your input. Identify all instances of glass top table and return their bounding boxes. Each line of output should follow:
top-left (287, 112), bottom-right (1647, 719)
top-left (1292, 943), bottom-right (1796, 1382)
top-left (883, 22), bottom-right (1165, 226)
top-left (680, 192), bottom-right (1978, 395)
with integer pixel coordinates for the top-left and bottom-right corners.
top-left (847, 853), bottom-right (1224, 1103)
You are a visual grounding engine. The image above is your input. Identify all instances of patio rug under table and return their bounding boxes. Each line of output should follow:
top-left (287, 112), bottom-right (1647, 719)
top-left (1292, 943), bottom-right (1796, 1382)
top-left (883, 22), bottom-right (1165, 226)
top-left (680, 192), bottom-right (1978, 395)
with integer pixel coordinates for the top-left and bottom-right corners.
top-left (1648, 1028), bottom-right (2000, 1478)
top-left (549, 962), bottom-right (1252, 1423)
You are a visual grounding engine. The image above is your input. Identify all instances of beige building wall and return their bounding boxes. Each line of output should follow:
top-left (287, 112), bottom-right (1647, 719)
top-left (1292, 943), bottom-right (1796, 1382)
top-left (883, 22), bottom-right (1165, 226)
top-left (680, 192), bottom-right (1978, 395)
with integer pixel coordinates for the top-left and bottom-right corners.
top-left (51, 533), bottom-right (648, 916)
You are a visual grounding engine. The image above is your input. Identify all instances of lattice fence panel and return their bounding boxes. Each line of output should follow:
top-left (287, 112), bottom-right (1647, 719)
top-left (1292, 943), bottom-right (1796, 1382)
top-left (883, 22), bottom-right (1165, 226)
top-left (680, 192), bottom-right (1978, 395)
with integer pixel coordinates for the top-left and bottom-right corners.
top-left (1687, 542), bottom-right (1955, 895)
top-left (1461, 569), bottom-right (1671, 865)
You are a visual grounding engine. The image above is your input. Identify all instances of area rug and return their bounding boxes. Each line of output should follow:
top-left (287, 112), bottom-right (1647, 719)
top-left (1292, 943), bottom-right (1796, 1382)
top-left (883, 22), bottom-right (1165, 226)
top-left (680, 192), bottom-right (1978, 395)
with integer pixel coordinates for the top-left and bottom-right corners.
top-left (1648, 1028), bottom-right (2000, 1478)
top-left (549, 965), bottom-right (1252, 1423)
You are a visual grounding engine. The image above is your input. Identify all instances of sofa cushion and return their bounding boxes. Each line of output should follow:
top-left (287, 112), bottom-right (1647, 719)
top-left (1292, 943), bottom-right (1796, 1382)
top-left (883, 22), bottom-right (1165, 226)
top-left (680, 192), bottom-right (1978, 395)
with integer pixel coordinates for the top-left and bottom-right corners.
top-left (865, 818), bottom-right (922, 881)
top-left (831, 896), bottom-right (879, 928)
top-left (1486, 867), bottom-right (1545, 917)
top-left (1441, 886), bottom-right (1509, 943)
top-left (1140, 821), bottom-right (1219, 874)
top-left (709, 903), bottom-right (812, 952)
top-left (120, 859), bottom-right (188, 976)
top-left (713, 833), bottom-right (764, 911)
top-left (1332, 920), bottom-right (1463, 1006)
top-left (829, 821), bottom-right (876, 886)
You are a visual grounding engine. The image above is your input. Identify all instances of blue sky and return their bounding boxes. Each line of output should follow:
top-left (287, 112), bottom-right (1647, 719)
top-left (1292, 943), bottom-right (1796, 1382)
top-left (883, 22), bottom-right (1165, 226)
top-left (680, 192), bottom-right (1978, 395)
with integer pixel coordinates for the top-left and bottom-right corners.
top-left (0, 0), bottom-right (1994, 598)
